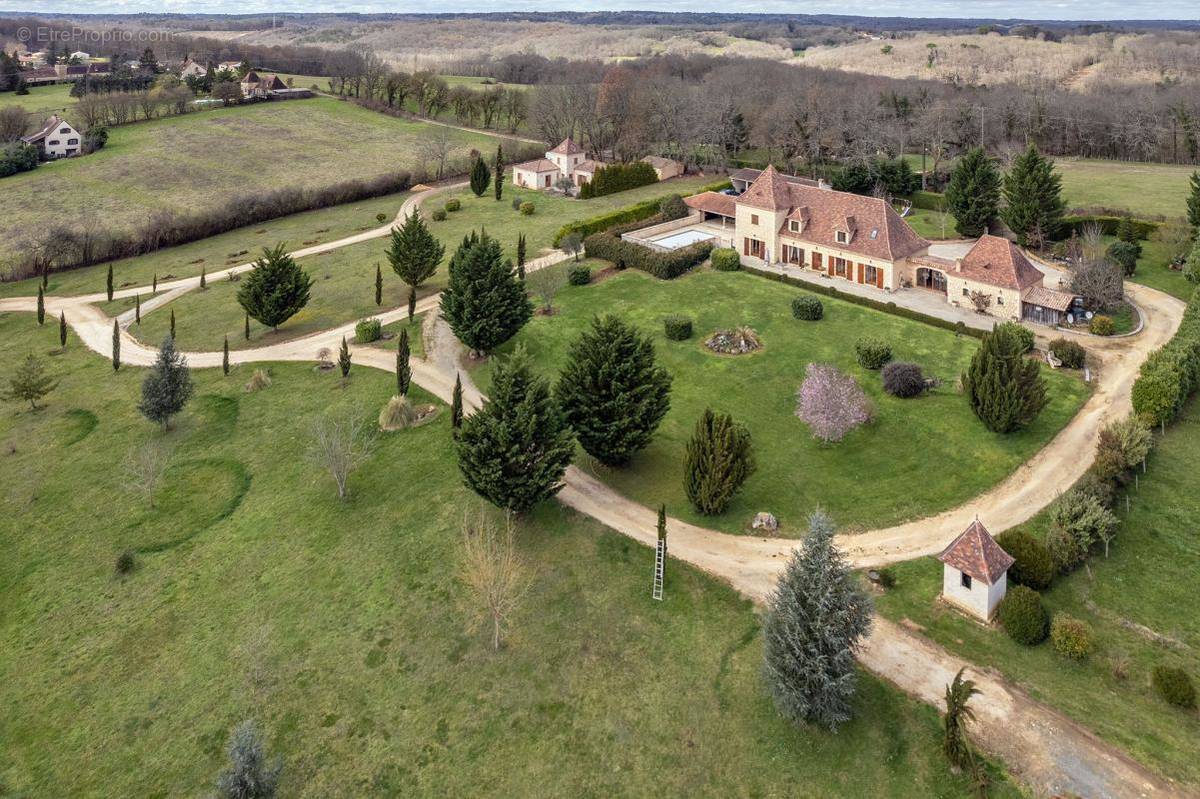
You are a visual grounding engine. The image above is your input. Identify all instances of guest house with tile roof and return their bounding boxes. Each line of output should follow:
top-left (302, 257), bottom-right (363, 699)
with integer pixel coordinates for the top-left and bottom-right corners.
top-left (683, 166), bottom-right (1077, 324)
top-left (512, 137), bottom-right (605, 192)
top-left (937, 519), bottom-right (1015, 621)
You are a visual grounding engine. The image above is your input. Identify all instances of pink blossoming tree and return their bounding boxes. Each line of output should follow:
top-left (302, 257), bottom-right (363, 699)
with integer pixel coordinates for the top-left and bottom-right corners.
top-left (796, 363), bottom-right (872, 443)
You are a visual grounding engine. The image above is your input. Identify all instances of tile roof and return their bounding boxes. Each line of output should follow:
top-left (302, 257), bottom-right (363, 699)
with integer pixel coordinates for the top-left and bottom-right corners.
top-left (513, 158), bottom-right (559, 173)
top-left (1022, 285), bottom-right (1077, 312)
top-left (684, 191), bottom-right (736, 217)
top-left (22, 114), bottom-right (69, 144)
top-left (730, 167), bottom-right (821, 188)
top-left (574, 159), bottom-right (603, 173)
top-left (641, 156), bottom-right (680, 169)
top-left (957, 235), bottom-right (1044, 291)
top-left (549, 136), bottom-right (584, 155)
top-left (738, 164), bottom-right (794, 212)
top-left (937, 520), bottom-right (1014, 584)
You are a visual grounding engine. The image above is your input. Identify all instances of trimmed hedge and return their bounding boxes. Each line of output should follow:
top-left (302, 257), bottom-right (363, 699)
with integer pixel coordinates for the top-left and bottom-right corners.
top-left (711, 247), bottom-right (741, 272)
top-left (584, 231), bottom-right (713, 279)
top-left (908, 190), bottom-right (945, 211)
top-left (579, 161), bottom-right (658, 198)
top-left (742, 264), bottom-right (985, 339)
top-left (445, 198), bottom-right (461, 212)
top-left (791, 295), bottom-right (824, 321)
top-left (1049, 338), bottom-right (1086, 369)
top-left (568, 264), bottom-right (591, 285)
top-left (854, 337), bottom-right (893, 370)
top-left (551, 178), bottom-right (732, 246)
top-left (354, 317), bottom-right (382, 343)
top-left (995, 529), bottom-right (1055, 590)
top-left (663, 315), bottom-right (693, 341)
top-left (1131, 289), bottom-right (1200, 424)
top-left (997, 585), bottom-right (1049, 645)
top-left (1060, 214), bottom-right (1158, 241)
top-left (1152, 665), bottom-right (1196, 708)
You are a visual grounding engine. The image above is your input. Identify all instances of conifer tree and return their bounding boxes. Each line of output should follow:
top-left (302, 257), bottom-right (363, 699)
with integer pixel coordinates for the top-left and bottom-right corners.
top-left (396, 328), bottom-right (411, 396)
top-left (451, 372), bottom-right (464, 433)
top-left (440, 232), bottom-right (532, 356)
top-left (244, 312), bottom-right (251, 340)
top-left (456, 347), bottom-right (573, 513)
top-left (138, 335), bottom-right (193, 430)
top-left (683, 408), bottom-right (755, 515)
top-left (1187, 170), bottom-right (1200, 232)
top-left (517, 232), bottom-right (527, 279)
top-left (469, 154), bottom-right (491, 197)
top-left (3, 353), bottom-right (58, 410)
top-left (112, 320), bottom-right (121, 372)
top-left (222, 335), bottom-right (230, 376)
top-left (657, 504), bottom-right (667, 548)
top-left (557, 315), bottom-right (672, 466)
top-left (106, 264), bottom-right (114, 302)
top-left (493, 145), bottom-right (504, 201)
top-left (338, 336), bottom-right (351, 379)
top-left (1001, 144), bottom-right (1066, 247)
top-left (944, 148), bottom-right (1001, 238)
top-left (762, 509), bottom-right (873, 731)
top-left (200, 266), bottom-right (206, 289)
top-left (152, 273), bottom-right (158, 292)
top-left (169, 308), bottom-right (176, 340)
top-left (962, 323), bottom-right (1048, 433)
top-left (237, 244), bottom-right (314, 331)
top-left (36, 285), bottom-right (44, 325)
top-left (386, 209), bottom-right (444, 321)
top-left (135, 293), bottom-right (141, 324)
top-left (58, 311), bottom-right (67, 348)
top-left (374, 262), bottom-right (383, 306)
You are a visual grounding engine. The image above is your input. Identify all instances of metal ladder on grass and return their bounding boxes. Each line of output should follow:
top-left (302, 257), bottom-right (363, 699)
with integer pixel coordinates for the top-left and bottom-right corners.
top-left (652, 537), bottom-right (666, 601)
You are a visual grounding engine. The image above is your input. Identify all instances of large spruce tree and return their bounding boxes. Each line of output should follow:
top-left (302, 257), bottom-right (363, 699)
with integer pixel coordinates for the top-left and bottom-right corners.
top-left (456, 347), bottom-right (574, 513)
top-left (944, 148), bottom-right (1001, 238)
top-left (469, 154), bottom-right (491, 197)
top-left (762, 509), bottom-right (873, 731)
top-left (683, 408), bottom-right (756, 515)
top-left (1000, 145), bottom-right (1066, 247)
top-left (386, 208), bottom-right (444, 320)
top-left (138, 335), bottom-right (194, 430)
top-left (962, 323), bottom-right (1048, 433)
top-left (556, 315), bottom-right (672, 466)
top-left (439, 232), bottom-right (532, 356)
top-left (236, 244), bottom-right (314, 331)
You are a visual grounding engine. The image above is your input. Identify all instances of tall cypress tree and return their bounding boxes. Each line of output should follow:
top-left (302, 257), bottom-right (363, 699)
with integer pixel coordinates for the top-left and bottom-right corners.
top-left (222, 336), bottom-right (230, 376)
top-left (135, 293), bottom-right (141, 324)
top-left (59, 311), bottom-right (67, 348)
top-left (944, 148), bottom-right (1001, 238)
top-left (36, 285), bottom-right (44, 325)
top-left (396, 328), bottom-right (411, 396)
top-left (338, 336), bottom-right (351, 379)
top-left (493, 145), bottom-right (504, 201)
top-left (456, 347), bottom-right (574, 513)
top-left (516, 233), bottom-right (527, 280)
top-left (450, 372), bottom-right (464, 433)
top-left (386, 209), bottom-right (444, 321)
top-left (111, 320), bottom-right (121, 372)
top-left (106, 264), bottom-right (114, 302)
top-left (1001, 144), bottom-right (1066, 247)
top-left (169, 308), bottom-right (176, 340)
top-left (557, 315), bottom-right (672, 466)
top-left (440, 232), bottom-right (532, 356)
top-left (200, 266), bottom-right (207, 289)
top-left (469, 154), bottom-right (491, 197)
top-left (962, 323), bottom-right (1048, 433)
top-left (152, 273), bottom-right (158, 293)
top-left (138, 335), bottom-right (194, 430)
top-left (374, 263), bottom-right (383, 306)
top-left (1187, 170), bottom-right (1200, 232)
top-left (244, 312), bottom-right (251, 340)
top-left (683, 408), bottom-right (755, 515)
top-left (763, 509), bottom-right (873, 731)
top-left (237, 244), bottom-right (314, 331)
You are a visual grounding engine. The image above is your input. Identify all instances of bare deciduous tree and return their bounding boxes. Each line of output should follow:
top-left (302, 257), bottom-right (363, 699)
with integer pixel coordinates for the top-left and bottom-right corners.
top-left (308, 412), bottom-right (376, 500)
top-left (124, 439), bottom-right (173, 508)
top-left (525, 264), bottom-right (568, 313)
top-left (457, 510), bottom-right (531, 651)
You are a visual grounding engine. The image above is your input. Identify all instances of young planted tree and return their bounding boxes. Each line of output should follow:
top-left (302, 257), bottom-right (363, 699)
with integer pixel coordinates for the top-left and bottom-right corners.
top-left (469, 154), bottom-right (491, 197)
top-left (338, 336), bottom-right (352, 379)
top-left (559, 231), bottom-right (584, 262)
top-left (944, 148), bottom-right (1001, 238)
top-left (214, 720), bottom-right (282, 799)
top-left (796, 363), bottom-right (872, 443)
top-left (396, 328), bottom-right (411, 396)
top-left (124, 439), bottom-right (172, 508)
top-left (135, 293), bottom-right (141, 325)
top-left (762, 509), bottom-right (873, 730)
top-left (556, 315), bottom-right (672, 466)
top-left (138, 336), bottom-right (193, 430)
top-left (456, 347), bottom-right (573, 513)
top-left (962, 324), bottom-right (1048, 433)
top-left (440, 232), bottom-right (532, 357)
top-left (493, 144), bottom-right (504, 201)
top-left (524, 264), bottom-right (568, 314)
top-left (58, 311), bottom-right (67, 348)
top-left (683, 408), bottom-right (755, 515)
top-left (222, 335), bottom-right (230, 376)
top-left (457, 510), bottom-right (531, 651)
top-left (112, 320), bottom-right (121, 372)
top-left (386, 209), bottom-right (444, 320)
top-left (36, 285), bottom-right (44, 325)
top-left (236, 244), bottom-right (315, 331)
top-left (374, 262), bottom-right (383, 306)
top-left (3, 354), bottom-right (58, 410)
top-left (106, 264), bottom-right (114, 302)
top-left (152, 273), bottom-right (158, 292)
top-left (1001, 144), bottom-right (1066, 248)
top-left (200, 266), bottom-right (207, 289)
top-left (943, 668), bottom-right (982, 772)
top-left (244, 312), bottom-right (251, 340)
top-left (308, 411), bottom-right (375, 501)
top-left (516, 233), bottom-right (527, 279)
top-left (451, 372), bottom-right (464, 432)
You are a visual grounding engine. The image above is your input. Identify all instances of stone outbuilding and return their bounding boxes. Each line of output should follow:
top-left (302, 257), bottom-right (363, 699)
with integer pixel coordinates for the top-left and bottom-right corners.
top-left (936, 519), bottom-right (1014, 622)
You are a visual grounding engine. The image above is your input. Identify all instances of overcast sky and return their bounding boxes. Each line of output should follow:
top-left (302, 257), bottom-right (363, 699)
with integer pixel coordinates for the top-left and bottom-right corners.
top-left (1, 0), bottom-right (1195, 21)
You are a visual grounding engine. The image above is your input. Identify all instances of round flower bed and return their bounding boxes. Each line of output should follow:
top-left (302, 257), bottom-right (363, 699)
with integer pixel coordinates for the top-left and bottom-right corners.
top-left (704, 326), bottom-right (762, 355)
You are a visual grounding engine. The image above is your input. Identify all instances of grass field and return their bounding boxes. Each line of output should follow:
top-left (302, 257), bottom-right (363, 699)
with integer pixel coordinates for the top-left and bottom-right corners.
top-left (0, 83), bottom-right (77, 121)
top-left (475, 269), bottom-right (1089, 535)
top-left (904, 207), bottom-right (957, 240)
top-left (0, 313), bottom-right (1017, 798)
top-left (125, 178), bottom-right (713, 352)
top-left (0, 96), bottom-right (511, 265)
top-left (875, 396), bottom-right (1200, 785)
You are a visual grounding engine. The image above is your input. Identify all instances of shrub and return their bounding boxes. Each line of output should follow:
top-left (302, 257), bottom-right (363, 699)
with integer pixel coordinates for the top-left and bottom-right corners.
top-left (244, 368), bottom-right (271, 392)
top-left (1107, 240), bottom-right (1140, 276)
top-left (659, 194), bottom-right (688, 219)
top-left (1152, 665), bottom-right (1197, 709)
top-left (579, 161), bottom-right (658, 198)
top-left (519, 202), bottom-right (535, 216)
top-left (512, 196), bottom-right (523, 211)
top-left (711, 248), bottom-right (741, 272)
top-left (0, 142), bottom-right (38, 178)
top-left (995, 530), bottom-right (1054, 590)
top-left (431, 208), bottom-right (447, 222)
top-left (1090, 315), bottom-right (1115, 336)
top-left (115, 550), bottom-right (136, 575)
top-left (854, 338), bottom-right (892, 370)
top-left (445, 198), bottom-right (461, 212)
top-left (1050, 614), bottom-right (1094, 660)
top-left (354, 317), bottom-right (382, 343)
top-left (881, 362), bottom-right (927, 398)
top-left (997, 585), bottom-right (1049, 645)
top-left (875, 567), bottom-right (896, 589)
top-left (1047, 487), bottom-right (1119, 571)
top-left (584, 231), bottom-right (712, 279)
top-left (664, 315), bottom-right (693, 341)
top-left (684, 408), bottom-right (756, 515)
top-left (791, 295), bottom-right (824, 321)
top-left (568, 265), bottom-right (591, 286)
top-left (376, 212), bottom-right (387, 223)
top-left (995, 321), bottom-right (1035, 353)
top-left (963, 323), bottom-right (1048, 433)
top-left (379, 394), bottom-right (419, 431)
top-left (1049, 338), bottom-right (1086, 368)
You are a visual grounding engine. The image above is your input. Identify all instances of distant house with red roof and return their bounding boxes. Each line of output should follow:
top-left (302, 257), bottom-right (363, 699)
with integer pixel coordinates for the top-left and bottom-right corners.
top-left (240, 71), bottom-right (288, 99)
top-left (683, 166), bottom-right (1077, 324)
top-left (937, 519), bottom-right (1014, 621)
top-left (512, 137), bottom-right (606, 192)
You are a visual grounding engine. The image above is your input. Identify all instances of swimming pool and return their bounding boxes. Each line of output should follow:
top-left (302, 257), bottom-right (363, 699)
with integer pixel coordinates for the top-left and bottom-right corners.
top-left (651, 229), bottom-right (714, 250)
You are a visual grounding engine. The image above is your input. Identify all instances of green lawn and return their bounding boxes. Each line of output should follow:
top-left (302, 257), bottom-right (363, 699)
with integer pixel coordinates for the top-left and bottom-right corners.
top-left (0, 313), bottom-right (1017, 798)
top-left (905, 207), bottom-right (957, 240)
top-left (476, 269), bottom-right (1090, 535)
top-left (125, 178), bottom-right (714, 352)
top-left (0, 83), bottom-right (76, 121)
top-left (875, 396), bottom-right (1200, 786)
top-left (0, 96), bottom-right (510, 265)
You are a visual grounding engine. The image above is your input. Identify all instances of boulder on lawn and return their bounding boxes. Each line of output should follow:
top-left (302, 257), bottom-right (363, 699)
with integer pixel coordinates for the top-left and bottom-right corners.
top-left (752, 512), bottom-right (778, 533)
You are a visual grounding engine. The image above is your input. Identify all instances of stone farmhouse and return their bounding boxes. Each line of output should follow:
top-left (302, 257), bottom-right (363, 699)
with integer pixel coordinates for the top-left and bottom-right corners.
top-left (511, 137), bottom-right (604, 191)
top-left (684, 165), bottom-right (1077, 324)
top-left (240, 71), bottom-right (288, 99)
top-left (936, 519), bottom-right (1014, 622)
top-left (178, 57), bottom-right (207, 79)
top-left (21, 115), bottom-right (82, 159)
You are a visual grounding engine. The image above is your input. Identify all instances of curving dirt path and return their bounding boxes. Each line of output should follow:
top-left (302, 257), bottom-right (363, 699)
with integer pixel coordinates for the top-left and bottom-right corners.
top-left (2, 198), bottom-right (1192, 797)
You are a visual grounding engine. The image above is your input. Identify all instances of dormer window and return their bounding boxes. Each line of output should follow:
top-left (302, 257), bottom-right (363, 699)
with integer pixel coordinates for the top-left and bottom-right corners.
top-left (789, 220), bottom-right (801, 233)
top-left (836, 230), bottom-right (848, 244)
